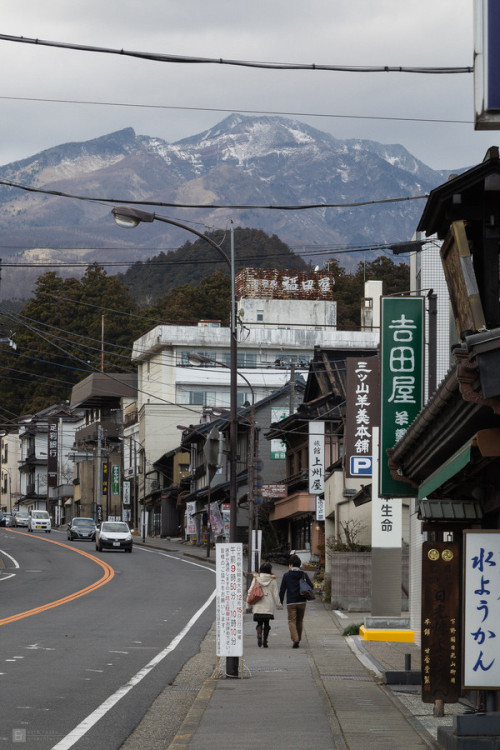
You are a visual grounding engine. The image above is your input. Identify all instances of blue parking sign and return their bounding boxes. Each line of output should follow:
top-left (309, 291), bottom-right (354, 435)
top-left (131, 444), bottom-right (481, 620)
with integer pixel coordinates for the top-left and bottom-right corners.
top-left (350, 456), bottom-right (372, 475)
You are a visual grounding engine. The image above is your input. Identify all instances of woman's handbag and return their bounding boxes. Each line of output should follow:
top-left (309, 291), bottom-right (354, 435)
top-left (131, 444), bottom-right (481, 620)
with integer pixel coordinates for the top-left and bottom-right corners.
top-left (247, 580), bottom-right (264, 605)
top-left (299, 574), bottom-right (315, 601)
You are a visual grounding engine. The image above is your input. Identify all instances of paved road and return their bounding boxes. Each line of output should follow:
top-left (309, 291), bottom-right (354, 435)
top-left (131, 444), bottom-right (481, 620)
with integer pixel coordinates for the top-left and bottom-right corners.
top-left (0, 529), bottom-right (215, 749)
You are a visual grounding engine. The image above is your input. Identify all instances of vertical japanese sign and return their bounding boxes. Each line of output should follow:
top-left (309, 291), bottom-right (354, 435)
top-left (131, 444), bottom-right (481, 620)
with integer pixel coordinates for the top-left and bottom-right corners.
top-left (345, 357), bottom-right (380, 478)
top-left (421, 541), bottom-right (461, 703)
top-left (371, 428), bottom-right (402, 547)
top-left (270, 407), bottom-right (289, 459)
top-left (209, 501), bottom-right (224, 535)
top-left (47, 417), bottom-right (58, 488)
top-left (380, 297), bottom-right (424, 496)
top-left (216, 543), bottom-right (244, 657)
top-left (315, 497), bottom-right (325, 521)
top-left (309, 422), bottom-right (325, 495)
top-left (186, 501), bottom-right (196, 535)
top-left (464, 531), bottom-right (500, 689)
top-left (123, 480), bottom-right (131, 506)
top-left (111, 465), bottom-right (120, 495)
top-left (102, 461), bottom-right (109, 496)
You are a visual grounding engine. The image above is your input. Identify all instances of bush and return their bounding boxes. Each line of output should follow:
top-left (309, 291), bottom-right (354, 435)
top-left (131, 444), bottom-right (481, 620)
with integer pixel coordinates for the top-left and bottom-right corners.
top-left (342, 622), bottom-right (362, 636)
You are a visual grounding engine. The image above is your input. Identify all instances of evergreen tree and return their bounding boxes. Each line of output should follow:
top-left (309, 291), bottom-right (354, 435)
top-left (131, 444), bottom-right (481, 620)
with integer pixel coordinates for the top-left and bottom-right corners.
top-left (327, 255), bottom-right (410, 329)
top-left (148, 272), bottom-right (231, 325)
top-left (0, 266), bottom-right (141, 416)
top-left (120, 227), bottom-right (309, 305)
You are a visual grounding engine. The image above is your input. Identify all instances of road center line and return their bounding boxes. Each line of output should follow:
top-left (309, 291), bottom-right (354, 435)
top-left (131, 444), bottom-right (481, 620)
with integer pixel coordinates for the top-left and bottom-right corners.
top-left (52, 589), bottom-right (216, 750)
top-left (0, 531), bottom-right (114, 626)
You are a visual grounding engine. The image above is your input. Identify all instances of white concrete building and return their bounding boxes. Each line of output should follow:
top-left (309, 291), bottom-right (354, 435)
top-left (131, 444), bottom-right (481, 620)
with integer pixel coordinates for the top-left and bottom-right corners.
top-left (131, 268), bottom-right (377, 470)
top-left (132, 323), bottom-right (379, 467)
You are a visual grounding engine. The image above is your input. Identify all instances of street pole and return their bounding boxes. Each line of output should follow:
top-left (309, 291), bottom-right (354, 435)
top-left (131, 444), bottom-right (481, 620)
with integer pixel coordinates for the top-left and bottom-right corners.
top-left (229, 223), bottom-right (238, 547)
top-left (112, 206), bottom-right (240, 677)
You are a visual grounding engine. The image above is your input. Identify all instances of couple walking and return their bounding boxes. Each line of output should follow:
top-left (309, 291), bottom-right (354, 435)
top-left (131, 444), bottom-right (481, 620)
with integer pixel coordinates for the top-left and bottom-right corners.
top-left (246, 554), bottom-right (314, 649)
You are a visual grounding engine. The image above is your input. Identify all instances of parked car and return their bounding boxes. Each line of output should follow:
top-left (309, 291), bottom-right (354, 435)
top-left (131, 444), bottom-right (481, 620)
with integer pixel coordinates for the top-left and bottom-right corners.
top-left (0, 512), bottom-right (5, 527)
top-left (67, 517), bottom-right (96, 541)
top-left (13, 512), bottom-right (29, 527)
top-left (28, 510), bottom-right (51, 533)
top-left (3, 512), bottom-right (13, 527)
top-left (95, 521), bottom-right (133, 553)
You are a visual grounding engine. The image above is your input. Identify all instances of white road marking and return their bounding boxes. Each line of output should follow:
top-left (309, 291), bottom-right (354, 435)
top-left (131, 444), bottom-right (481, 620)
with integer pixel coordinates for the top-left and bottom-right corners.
top-left (52, 588), bottom-right (216, 750)
top-left (334, 610), bottom-right (348, 619)
top-left (0, 573), bottom-right (16, 581)
top-left (0, 549), bottom-right (20, 571)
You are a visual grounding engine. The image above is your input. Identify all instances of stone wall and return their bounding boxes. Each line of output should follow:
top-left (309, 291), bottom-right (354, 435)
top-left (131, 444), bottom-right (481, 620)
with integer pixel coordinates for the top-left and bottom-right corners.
top-left (330, 549), bottom-right (409, 612)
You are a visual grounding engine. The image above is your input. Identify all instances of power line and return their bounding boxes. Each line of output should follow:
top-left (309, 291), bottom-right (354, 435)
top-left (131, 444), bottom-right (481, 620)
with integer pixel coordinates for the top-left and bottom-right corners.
top-left (0, 177), bottom-right (428, 211)
top-left (0, 34), bottom-right (473, 75)
top-left (0, 94), bottom-right (474, 126)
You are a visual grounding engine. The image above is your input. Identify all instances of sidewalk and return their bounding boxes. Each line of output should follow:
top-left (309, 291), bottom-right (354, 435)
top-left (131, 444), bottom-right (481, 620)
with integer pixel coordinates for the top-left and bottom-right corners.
top-left (126, 535), bottom-right (465, 750)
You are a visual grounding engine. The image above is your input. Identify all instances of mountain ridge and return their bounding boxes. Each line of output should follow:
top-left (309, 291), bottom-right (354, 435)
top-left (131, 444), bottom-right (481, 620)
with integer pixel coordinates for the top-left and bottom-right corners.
top-left (0, 114), bottom-right (465, 298)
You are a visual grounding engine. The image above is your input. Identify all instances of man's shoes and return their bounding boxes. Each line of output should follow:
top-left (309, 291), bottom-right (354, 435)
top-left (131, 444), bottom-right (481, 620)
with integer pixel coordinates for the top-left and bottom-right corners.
top-left (263, 642), bottom-right (268, 648)
top-left (292, 641), bottom-right (300, 648)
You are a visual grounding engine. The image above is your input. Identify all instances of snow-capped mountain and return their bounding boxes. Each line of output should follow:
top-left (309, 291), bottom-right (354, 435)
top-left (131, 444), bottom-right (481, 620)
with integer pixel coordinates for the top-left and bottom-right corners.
top-left (0, 114), bottom-right (459, 272)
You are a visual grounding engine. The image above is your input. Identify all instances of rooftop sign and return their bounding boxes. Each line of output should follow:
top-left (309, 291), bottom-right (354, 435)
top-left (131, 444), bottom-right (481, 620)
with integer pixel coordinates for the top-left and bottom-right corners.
top-left (235, 268), bottom-right (335, 300)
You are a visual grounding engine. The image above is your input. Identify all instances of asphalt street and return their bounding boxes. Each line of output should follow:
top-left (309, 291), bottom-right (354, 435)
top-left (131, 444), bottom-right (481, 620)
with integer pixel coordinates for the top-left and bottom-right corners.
top-left (0, 528), bottom-right (216, 750)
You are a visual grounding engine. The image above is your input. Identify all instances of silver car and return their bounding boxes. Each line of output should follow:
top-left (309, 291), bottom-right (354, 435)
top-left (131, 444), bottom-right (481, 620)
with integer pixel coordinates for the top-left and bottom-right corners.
top-left (14, 512), bottom-right (29, 527)
top-left (95, 521), bottom-right (133, 553)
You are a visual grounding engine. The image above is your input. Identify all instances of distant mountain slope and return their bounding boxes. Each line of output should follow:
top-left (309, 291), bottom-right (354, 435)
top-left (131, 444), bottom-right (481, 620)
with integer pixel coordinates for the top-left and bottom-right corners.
top-left (0, 114), bottom-right (463, 295)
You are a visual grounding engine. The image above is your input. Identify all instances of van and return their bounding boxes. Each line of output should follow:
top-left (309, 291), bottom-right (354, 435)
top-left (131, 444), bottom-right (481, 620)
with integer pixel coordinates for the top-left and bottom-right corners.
top-left (28, 510), bottom-right (52, 533)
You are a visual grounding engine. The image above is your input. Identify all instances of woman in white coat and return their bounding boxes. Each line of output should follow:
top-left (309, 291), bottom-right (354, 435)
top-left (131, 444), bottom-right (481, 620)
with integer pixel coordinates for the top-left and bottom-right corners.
top-left (246, 561), bottom-right (282, 647)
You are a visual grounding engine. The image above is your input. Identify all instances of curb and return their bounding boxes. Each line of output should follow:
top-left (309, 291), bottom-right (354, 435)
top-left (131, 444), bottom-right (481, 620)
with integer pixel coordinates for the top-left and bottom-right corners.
top-left (167, 678), bottom-right (218, 750)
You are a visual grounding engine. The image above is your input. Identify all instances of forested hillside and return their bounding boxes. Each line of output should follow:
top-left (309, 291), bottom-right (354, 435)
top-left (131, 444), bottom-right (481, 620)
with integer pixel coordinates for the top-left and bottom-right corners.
top-left (0, 228), bottom-right (409, 421)
top-left (118, 227), bottom-right (309, 305)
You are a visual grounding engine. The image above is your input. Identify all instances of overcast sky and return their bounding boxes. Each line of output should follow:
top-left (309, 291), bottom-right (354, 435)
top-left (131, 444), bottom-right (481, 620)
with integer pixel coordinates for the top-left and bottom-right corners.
top-left (0, 0), bottom-right (496, 172)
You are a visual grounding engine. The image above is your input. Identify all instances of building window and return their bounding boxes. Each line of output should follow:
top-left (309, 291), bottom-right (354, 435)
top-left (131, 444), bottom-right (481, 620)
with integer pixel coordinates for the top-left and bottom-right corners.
top-left (256, 310), bottom-right (264, 322)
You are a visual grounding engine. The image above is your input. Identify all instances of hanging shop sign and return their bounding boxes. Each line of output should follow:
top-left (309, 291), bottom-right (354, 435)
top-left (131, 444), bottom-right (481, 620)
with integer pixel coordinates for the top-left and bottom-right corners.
top-left (464, 530), bottom-right (500, 689)
top-left (47, 417), bottom-right (58, 488)
top-left (380, 296), bottom-right (424, 496)
top-left (270, 407), bottom-right (289, 459)
top-left (111, 464), bottom-right (120, 496)
top-left (345, 356), bottom-right (380, 478)
top-left (474, 0), bottom-right (500, 129)
top-left (309, 422), bottom-right (325, 495)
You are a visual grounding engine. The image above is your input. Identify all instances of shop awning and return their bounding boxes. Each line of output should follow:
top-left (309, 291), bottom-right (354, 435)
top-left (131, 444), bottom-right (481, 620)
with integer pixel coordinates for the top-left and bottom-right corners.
top-left (417, 429), bottom-right (500, 501)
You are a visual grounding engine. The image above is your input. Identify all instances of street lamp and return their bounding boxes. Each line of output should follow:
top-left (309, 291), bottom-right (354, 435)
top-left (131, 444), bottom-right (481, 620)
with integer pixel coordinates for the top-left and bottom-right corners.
top-left (188, 352), bottom-right (258, 581)
top-left (112, 206), bottom-right (239, 676)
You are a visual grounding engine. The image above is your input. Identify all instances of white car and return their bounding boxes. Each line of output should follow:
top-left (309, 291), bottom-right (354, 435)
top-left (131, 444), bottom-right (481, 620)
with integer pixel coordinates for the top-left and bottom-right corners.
top-left (95, 521), bottom-right (133, 553)
top-left (28, 510), bottom-right (52, 533)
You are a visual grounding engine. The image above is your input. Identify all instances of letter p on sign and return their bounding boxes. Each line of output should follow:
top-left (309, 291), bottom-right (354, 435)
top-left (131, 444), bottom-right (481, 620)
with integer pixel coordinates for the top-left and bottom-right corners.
top-left (350, 457), bottom-right (372, 475)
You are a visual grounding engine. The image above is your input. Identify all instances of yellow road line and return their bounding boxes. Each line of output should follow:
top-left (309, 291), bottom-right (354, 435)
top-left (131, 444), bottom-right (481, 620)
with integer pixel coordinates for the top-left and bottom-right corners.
top-left (0, 529), bottom-right (114, 626)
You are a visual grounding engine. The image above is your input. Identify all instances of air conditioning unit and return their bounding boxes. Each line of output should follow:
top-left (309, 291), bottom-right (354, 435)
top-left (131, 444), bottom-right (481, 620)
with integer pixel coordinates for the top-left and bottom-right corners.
top-left (125, 468), bottom-right (134, 477)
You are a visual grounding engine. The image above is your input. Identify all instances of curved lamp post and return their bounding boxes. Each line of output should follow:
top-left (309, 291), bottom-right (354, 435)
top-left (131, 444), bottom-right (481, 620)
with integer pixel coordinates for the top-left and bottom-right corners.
top-left (188, 352), bottom-right (258, 581)
top-left (112, 206), bottom-right (239, 676)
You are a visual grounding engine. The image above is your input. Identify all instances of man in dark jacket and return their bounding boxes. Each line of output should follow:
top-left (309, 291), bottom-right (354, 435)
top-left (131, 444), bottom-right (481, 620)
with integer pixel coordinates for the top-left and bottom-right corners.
top-left (279, 554), bottom-right (314, 648)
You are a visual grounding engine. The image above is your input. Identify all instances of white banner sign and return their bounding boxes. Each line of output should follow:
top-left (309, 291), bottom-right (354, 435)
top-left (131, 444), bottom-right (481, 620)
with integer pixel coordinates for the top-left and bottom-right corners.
top-left (464, 530), bottom-right (500, 688)
top-left (316, 496), bottom-right (325, 521)
top-left (371, 426), bottom-right (402, 548)
top-left (186, 502), bottom-right (197, 536)
top-left (309, 422), bottom-right (325, 494)
top-left (216, 543), bottom-right (244, 657)
top-left (123, 480), bottom-right (131, 507)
